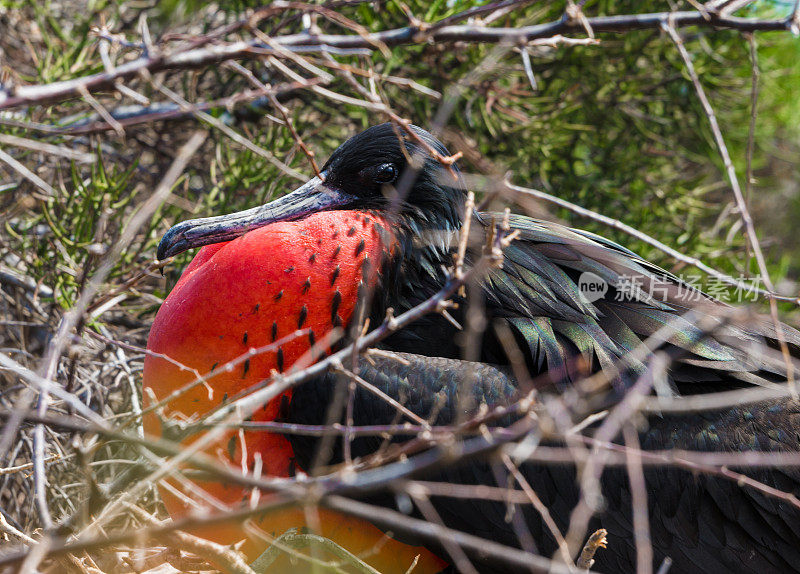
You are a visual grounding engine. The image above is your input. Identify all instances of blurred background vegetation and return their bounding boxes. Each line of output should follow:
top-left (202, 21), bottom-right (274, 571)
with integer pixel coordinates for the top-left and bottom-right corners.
top-left (1, 0), bottom-right (799, 557)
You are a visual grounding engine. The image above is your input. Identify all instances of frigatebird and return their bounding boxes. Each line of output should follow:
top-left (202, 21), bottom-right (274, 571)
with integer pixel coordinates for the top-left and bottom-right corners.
top-left (146, 123), bottom-right (800, 573)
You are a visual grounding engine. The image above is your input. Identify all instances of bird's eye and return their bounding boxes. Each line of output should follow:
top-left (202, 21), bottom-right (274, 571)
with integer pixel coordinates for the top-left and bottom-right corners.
top-left (374, 163), bottom-right (398, 184)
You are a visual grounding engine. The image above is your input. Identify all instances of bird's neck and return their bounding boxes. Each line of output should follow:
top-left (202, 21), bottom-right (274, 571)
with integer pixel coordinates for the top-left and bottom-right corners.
top-left (352, 212), bottom-right (465, 362)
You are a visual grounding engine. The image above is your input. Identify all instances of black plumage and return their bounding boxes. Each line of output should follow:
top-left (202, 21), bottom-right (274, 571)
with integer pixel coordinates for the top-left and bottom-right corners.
top-left (288, 355), bottom-right (800, 574)
top-left (287, 124), bottom-right (800, 573)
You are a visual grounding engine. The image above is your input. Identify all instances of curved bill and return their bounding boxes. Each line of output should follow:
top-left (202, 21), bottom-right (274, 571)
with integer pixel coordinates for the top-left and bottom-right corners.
top-left (157, 174), bottom-right (352, 260)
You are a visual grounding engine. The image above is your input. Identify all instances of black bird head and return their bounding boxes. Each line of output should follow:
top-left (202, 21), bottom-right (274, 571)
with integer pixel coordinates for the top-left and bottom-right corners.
top-left (158, 123), bottom-right (466, 260)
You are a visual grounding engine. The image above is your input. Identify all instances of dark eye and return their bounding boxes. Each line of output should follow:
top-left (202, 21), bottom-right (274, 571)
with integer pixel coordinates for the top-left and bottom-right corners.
top-left (374, 163), bottom-right (397, 184)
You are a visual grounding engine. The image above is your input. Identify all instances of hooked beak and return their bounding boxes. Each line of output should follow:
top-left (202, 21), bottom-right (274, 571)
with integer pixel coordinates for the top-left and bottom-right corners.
top-left (157, 174), bottom-right (352, 260)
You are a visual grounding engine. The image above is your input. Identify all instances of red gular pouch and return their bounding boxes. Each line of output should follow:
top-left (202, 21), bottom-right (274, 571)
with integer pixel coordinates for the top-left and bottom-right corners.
top-left (143, 211), bottom-right (447, 573)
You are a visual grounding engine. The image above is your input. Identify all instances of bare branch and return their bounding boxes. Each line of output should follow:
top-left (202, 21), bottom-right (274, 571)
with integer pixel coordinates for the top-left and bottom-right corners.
top-left (0, 9), bottom-right (794, 111)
